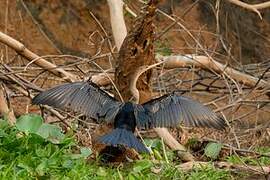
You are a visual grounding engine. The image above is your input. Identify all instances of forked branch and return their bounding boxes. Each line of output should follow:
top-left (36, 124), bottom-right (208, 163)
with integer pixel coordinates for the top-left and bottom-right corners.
top-left (227, 0), bottom-right (270, 19)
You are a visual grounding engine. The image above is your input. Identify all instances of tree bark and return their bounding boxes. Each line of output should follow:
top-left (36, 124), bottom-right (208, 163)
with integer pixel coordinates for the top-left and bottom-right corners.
top-left (115, 1), bottom-right (156, 103)
top-left (110, 0), bottom-right (194, 161)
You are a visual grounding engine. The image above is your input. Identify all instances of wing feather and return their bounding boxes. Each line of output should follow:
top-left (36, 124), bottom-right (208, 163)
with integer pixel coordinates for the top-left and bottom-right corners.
top-left (32, 81), bottom-right (122, 122)
top-left (138, 93), bottom-right (226, 130)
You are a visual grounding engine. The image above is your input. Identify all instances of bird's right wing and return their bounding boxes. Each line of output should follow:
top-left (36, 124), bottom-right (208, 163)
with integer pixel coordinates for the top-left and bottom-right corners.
top-left (135, 93), bottom-right (226, 130)
top-left (32, 81), bottom-right (122, 123)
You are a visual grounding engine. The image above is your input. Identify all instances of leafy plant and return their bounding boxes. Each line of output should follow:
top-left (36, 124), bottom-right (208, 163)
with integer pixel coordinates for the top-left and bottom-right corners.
top-left (36, 123), bottom-right (64, 144)
top-left (0, 115), bottom-right (236, 179)
top-left (204, 142), bottom-right (223, 160)
top-left (144, 138), bottom-right (175, 162)
top-left (0, 114), bottom-right (94, 179)
top-left (226, 154), bottom-right (270, 166)
top-left (187, 165), bottom-right (231, 180)
top-left (16, 114), bottom-right (64, 144)
top-left (16, 114), bottom-right (42, 133)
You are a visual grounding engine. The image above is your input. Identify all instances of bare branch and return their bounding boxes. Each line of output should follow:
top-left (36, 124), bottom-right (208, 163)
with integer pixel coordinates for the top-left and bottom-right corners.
top-left (177, 161), bottom-right (270, 175)
top-left (0, 84), bottom-right (16, 125)
top-left (158, 54), bottom-right (270, 88)
top-left (0, 31), bottom-right (77, 82)
top-left (155, 128), bottom-right (194, 161)
top-left (91, 73), bottom-right (114, 86)
top-left (79, 53), bottom-right (270, 90)
top-left (227, 0), bottom-right (270, 19)
top-left (107, 0), bottom-right (127, 50)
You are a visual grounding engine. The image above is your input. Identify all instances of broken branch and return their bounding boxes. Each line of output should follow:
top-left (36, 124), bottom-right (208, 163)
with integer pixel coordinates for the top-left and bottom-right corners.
top-left (157, 54), bottom-right (270, 88)
top-left (0, 31), bottom-right (77, 82)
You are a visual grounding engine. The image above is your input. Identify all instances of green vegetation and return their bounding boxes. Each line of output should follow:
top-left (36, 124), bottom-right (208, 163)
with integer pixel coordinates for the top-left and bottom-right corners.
top-left (2, 114), bottom-right (268, 179)
top-left (226, 149), bottom-right (270, 166)
top-left (155, 40), bottom-right (173, 56)
top-left (204, 142), bottom-right (223, 160)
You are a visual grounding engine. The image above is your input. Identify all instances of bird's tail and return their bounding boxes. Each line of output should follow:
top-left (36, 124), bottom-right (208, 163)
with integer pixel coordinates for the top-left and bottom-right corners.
top-left (98, 128), bottom-right (149, 153)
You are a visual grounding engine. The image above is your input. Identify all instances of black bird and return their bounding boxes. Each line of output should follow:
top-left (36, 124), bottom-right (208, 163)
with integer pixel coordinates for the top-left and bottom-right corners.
top-left (32, 81), bottom-right (226, 153)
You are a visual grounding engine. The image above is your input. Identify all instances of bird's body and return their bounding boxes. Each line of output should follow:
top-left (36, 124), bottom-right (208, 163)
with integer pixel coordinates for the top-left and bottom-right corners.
top-left (113, 102), bottom-right (136, 132)
top-left (32, 81), bottom-right (226, 153)
top-left (98, 102), bottom-right (149, 152)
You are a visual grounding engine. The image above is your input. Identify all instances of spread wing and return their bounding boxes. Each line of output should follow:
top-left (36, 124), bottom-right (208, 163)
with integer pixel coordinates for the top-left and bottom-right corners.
top-left (32, 81), bottom-right (122, 123)
top-left (135, 93), bottom-right (226, 130)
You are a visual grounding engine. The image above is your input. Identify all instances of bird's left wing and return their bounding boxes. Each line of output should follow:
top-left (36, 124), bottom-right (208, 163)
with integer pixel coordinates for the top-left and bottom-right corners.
top-left (32, 81), bottom-right (122, 123)
top-left (134, 93), bottom-right (226, 130)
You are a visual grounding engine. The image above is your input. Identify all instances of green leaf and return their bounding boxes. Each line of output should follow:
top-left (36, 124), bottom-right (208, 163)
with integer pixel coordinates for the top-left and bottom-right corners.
top-left (80, 147), bottom-right (92, 158)
top-left (128, 172), bottom-right (138, 180)
top-left (70, 154), bottom-right (83, 159)
top-left (17, 162), bottom-right (33, 173)
top-left (63, 159), bottom-right (73, 169)
top-left (0, 129), bottom-right (7, 137)
top-left (96, 167), bottom-right (107, 176)
top-left (153, 149), bottom-right (163, 160)
top-left (133, 160), bottom-right (153, 173)
top-left (68, 147), bottom-right (92, 160)
top-left (35, 143), bottom-right (53, 157)
top-left (0, 119), bottom-right (9, 129)
top-left (36, 124), bottom-right (64, 144)
top-left (204, 142), bottom-right (222, 160)
top-left (36, 159), bottom-right (48, 176)
top-left (144, 138), bottom-right (162, 150)
top-left (16, 114), bottom-right (43, 133)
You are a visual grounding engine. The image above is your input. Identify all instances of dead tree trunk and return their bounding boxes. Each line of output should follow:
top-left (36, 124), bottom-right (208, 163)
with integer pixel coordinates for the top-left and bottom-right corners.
top-left (114, 0), bottom-right (194, 161)
top-left (115, 1), bottom-right (156, 103)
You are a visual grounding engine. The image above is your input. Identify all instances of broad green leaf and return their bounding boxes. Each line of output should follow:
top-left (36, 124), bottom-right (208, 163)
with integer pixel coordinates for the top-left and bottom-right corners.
top-left (36, 124), bottom-right (64, 144)
top-left (80, 147), bottom-right (92, 158)
top-left (16, 114), bottom-right (43, 133)
top-left (204, 142), bottom-right (222, 160)
top-left (28, 134), bottom-right (45, 144)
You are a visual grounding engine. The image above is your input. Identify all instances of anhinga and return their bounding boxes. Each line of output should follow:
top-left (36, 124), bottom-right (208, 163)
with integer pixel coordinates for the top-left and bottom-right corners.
top-left (32, 79), bottom-right (226, 153)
